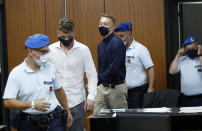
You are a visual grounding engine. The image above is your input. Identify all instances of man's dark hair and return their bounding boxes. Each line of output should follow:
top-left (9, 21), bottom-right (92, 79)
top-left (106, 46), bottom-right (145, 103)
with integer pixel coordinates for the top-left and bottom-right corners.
top-left (58, 18), bottom-right (75, 33)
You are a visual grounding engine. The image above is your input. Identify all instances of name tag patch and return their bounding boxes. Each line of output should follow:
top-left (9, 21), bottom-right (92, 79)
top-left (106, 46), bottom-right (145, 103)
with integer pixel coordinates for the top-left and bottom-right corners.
top-left (195, 65), bottom-right (202, 73)
top-left (126, 56), bottom-right (134, 59)
top-left (127, 59), bottom-right (131, 64)
top-left (44, 78), bottom-right (53, 85)
top-left (44, 78), bottom-right (54, 92)
top-left (49, 86), bottom-right (53, 92)
top-left (126, 56), bottom-right (134, 64)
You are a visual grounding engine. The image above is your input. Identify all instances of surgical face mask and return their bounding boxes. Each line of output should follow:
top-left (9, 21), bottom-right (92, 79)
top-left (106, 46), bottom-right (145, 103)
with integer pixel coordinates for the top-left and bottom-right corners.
top-left (59, 37), bottom-right (73, 47)
top-left (33, 51), bottom-right (50, 66)
top-left (99, 26), bottom-right (109, 36)
top-left (123, 35), bottom-right (129, 46)
top-left (124, 41), bottom-right (127, 46)
top-left (186, 49), bottom-right (198, 59)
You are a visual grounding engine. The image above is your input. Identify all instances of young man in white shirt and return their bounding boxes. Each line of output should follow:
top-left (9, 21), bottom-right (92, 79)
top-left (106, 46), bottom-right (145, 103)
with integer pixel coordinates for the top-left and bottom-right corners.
top-left (49, 18), bottom-right (97, 131)
top-left (169, 36), bottom-right (202, 106)
top-left (115, 22), bottom-right (155, 108)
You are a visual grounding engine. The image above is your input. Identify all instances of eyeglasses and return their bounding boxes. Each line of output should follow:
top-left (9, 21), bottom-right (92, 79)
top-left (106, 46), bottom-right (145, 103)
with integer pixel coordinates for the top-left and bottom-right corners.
top-left (34, 49), bottom-right (50, 55)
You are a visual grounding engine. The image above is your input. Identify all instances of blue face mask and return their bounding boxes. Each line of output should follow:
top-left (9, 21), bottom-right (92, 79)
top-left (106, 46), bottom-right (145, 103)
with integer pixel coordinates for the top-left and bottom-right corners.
top-left (186, 49), bottom-right (198, 59)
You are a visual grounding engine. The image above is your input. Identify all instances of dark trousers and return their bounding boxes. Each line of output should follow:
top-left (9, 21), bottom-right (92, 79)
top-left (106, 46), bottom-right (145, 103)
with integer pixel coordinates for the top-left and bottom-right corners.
top-left (127, 84), bottom-right (148, 109)
top-left (69, 101), bottom-right (85, 131)
top-left (182, 94), bottom-right (202, 107)
top-left (18, 117), bottom-right (64, 131)
top-left (16, 107), bottom-right (65, 131)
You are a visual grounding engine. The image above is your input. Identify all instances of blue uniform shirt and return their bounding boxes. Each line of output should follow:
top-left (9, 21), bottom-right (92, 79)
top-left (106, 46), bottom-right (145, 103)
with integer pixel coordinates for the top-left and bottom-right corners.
top-left (98, 33), bottom-right (126, 85)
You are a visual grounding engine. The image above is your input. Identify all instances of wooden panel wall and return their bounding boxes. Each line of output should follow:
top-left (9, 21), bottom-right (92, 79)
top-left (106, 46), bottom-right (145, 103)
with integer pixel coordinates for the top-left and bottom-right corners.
top-left (6, 0), bottom-right (46, 72)
top-left (106, 0), bottom-right (166, 90)
top-left (67, 0), bottom-right (104, 68)
top-left (6, 0), bottom-right (64, 71)
top-left (45, 0), bottom-right (64, 44)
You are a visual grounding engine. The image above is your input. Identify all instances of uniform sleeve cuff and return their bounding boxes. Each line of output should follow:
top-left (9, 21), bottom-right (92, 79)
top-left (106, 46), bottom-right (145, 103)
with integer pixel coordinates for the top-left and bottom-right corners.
top-left (87, 94), bottom-right (96, 101)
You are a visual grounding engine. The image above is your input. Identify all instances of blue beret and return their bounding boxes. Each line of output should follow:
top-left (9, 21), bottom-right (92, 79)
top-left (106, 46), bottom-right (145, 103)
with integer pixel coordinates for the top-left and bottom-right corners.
top-left (114, 22), bottom-right (132, 32)
top-left (25, 34), bottom-right (49, 49)
top-left (183, 36), bottom-right (197, 46)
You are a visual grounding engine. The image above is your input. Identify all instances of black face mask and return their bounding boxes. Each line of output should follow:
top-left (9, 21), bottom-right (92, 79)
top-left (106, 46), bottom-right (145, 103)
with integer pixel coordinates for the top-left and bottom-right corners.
top-left (58, 37), bottom-right (73, 47)
top-left (186, 49), bottom-right (198, 59)
top-left (99, 26), bottom-right (109, 36)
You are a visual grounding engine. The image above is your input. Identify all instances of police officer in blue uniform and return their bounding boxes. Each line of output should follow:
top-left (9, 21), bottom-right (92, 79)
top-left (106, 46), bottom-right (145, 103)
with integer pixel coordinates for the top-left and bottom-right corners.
top-left (3, 34), bottom-right (73, 131)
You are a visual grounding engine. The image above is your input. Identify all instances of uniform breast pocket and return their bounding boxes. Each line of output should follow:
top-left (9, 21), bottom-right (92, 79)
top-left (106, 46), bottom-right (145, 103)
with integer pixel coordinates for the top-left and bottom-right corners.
top-left (194, 65), bottom-right (202, 74)
top-left (126, 57), bottom-right (140, 66)
top-left (43, 78), bottom-right (54, 93)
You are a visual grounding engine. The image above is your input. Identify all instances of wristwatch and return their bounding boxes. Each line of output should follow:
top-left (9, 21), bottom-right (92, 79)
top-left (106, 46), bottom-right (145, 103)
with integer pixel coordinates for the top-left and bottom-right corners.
top-left (199, 54), bottom-right (202, 57)
top-left (31, 101), bottom-right (35, 109)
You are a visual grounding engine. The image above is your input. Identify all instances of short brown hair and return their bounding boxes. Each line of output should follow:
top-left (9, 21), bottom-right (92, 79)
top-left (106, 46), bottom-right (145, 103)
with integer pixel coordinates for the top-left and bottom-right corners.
top-left (101, 13), bottom-right (115, 25)
top-left (58, 18), bottom-right (74, 33)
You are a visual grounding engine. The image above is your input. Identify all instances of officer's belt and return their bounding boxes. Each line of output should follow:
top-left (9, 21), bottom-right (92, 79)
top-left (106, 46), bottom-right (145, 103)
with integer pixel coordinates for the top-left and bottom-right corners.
top-left (102, 80), bottom-right (125, 88)
top-left (128, 83), bottom-right (149, 93)
top-left (21, 106), bottom-right (61, 128)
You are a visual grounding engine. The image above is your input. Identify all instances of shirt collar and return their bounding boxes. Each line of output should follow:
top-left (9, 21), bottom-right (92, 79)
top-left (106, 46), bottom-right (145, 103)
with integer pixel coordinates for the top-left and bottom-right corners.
top-left (23, 58), bottom-right (45, 73)
top-left (128, 38), bottom-right (136, 50)
top-left (23, 59), bottom-right (35, 73)
top-left (183, 55), bottom-right (199, 60)
top-left (103, 33), bottom-right (114, 42)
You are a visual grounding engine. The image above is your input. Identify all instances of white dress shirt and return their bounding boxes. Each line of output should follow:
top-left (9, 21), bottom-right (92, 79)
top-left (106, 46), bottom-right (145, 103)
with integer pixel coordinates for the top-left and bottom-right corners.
top-left (49, 40), bottom-right (97, 108)
top-left (3, 60), bottom-right (61, 114)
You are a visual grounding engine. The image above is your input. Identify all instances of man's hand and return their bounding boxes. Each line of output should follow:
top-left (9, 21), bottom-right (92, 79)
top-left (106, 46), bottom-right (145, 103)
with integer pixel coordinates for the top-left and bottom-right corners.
top-left (177, 48), bottom-right (185, 56)
top-left (147, 87), bottom-right (154, 93)
top-left (197, 45), bottom-right (202, 55)
top-left (66, 113), bottom-right (73, 129)
top-left (84, 99), bottom-right (94, 112)
top-left (34, 98), bottom-right (51, 112)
